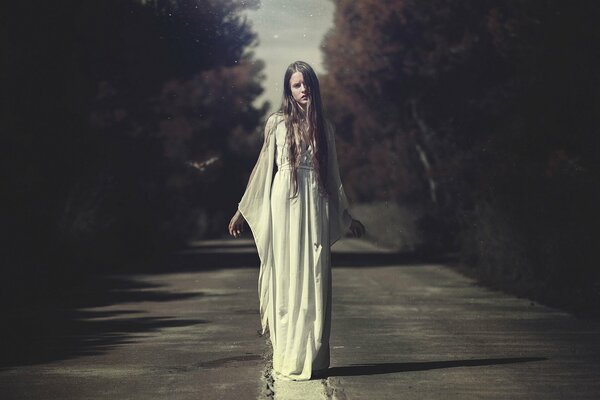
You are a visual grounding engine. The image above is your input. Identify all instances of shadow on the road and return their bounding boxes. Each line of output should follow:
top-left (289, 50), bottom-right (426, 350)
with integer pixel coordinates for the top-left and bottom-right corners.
top-left (331, 251), bottom-right (457, 267)
top-left (173, 242), bottom-right (457, 270)
top-left (323, 356), bottom-right (548, 377)
top-left (1, 274), bottom-right (209, 369)
top-left (0, 238), bottom-right (451, 370)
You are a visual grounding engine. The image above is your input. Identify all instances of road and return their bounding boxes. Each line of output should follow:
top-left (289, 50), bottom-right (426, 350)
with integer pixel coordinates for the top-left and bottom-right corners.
top-left (1, 238), bottom-right (599, 399)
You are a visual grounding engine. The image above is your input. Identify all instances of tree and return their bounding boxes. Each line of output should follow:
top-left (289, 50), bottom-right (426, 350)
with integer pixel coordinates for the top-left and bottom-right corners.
top-left (321, 0), bottom-right (600, 310)
top-left (1, 0), bottom-right (267, 293)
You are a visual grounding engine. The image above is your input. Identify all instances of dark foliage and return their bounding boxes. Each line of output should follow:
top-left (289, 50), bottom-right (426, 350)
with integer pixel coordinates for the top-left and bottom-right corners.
top-left (321, 0), bottom-right (600, 313)
top-left (1, 0), bottom-right (266, 299)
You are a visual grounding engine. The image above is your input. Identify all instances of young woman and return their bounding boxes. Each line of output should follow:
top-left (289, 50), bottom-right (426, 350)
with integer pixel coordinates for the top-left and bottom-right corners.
top-left (228, 61), bottom-right (365, 381)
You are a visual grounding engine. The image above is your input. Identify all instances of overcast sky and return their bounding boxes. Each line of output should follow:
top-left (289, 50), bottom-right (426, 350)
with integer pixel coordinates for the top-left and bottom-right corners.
top-left (243, 0), bottom-right (335, 111)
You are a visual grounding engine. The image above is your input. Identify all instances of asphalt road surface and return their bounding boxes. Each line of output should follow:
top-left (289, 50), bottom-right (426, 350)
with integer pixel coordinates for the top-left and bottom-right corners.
top-left (1, 238), bottom-right (599, 399)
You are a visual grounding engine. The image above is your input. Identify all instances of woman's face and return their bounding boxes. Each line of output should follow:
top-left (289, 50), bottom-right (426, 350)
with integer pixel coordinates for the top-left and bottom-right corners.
top-left (289, 71), bottom-right (309, 108)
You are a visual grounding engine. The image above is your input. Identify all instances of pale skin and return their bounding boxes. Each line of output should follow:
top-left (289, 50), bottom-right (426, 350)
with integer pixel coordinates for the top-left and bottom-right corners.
top-left (228, 71), bottom-right (365, 239)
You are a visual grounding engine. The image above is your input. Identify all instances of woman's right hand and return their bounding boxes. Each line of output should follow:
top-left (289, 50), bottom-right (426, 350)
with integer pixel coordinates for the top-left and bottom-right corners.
top-left (349, 218), bottom-right (366, 238)
top-left (228, 210), bottom-right (245, 238)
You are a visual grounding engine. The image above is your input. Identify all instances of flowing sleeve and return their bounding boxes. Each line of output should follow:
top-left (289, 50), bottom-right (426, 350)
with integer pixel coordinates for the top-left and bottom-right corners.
top-left (238, 113), bottom-right (278, 334)
top-left (326, 121), bottom-right (353, 247)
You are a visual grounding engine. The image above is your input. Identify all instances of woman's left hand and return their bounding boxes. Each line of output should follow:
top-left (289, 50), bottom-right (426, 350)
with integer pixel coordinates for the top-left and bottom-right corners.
top-left (350, 219), bottom-right (366, 238)
top-left (228, 210), bottom-right (245, 238)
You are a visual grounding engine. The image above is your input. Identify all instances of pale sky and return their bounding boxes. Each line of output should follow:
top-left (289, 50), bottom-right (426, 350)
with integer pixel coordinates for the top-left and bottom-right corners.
top-left (243, 0), bottom-right (335, 111)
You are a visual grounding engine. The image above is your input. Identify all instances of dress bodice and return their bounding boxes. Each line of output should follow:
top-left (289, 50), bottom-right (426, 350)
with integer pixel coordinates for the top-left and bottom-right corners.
top-left (274, 120), bottom-right (314, 170)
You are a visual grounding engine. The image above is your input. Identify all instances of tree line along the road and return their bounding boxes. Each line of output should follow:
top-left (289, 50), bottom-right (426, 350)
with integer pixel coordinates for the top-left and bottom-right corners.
top-left (2, 0), bottom-right (268, 298)
top-left (2, 0), bottom-right (599, 316)
top-left (320, 0), bottom-right (600, 315)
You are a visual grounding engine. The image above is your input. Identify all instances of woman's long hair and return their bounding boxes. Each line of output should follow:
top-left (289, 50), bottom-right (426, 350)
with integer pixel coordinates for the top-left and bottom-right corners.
top-left (279, 61), bottom-right (328, 197)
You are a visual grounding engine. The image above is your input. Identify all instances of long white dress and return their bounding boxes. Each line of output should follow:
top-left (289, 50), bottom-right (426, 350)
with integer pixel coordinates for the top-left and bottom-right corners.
top-left (238, 113), bottom-right (352, 381)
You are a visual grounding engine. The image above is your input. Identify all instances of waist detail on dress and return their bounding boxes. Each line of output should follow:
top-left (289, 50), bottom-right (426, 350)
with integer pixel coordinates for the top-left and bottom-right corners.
top-left (279, 163), bottom-right (314, 171)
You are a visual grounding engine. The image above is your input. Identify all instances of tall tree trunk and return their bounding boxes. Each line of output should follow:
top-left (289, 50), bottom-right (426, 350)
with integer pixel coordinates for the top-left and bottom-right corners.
top-left (410, 99), bottom-right (437, 204)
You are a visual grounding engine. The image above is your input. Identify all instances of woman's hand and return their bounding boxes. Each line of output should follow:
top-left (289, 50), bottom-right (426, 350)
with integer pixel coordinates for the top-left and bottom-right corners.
top-left (349, 218), bottom-right (366, 238)
top-left (228, 210), bottom-right (246, 238)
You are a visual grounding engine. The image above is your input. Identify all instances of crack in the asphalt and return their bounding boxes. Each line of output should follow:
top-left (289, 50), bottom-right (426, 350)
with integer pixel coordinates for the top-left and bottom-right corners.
top-left (324, 377), bottom-right (347, 400)
top-left (260, 334), bottom-right (275, 399)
